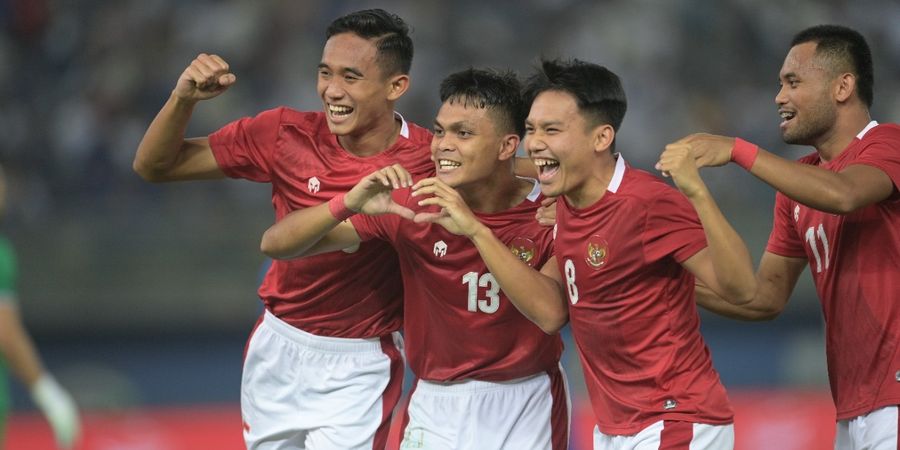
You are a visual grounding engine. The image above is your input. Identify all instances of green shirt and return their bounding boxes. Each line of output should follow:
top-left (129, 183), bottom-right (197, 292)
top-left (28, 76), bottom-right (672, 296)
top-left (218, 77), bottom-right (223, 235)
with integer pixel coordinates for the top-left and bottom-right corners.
top-left (0, 236), bottom-right (18, 415)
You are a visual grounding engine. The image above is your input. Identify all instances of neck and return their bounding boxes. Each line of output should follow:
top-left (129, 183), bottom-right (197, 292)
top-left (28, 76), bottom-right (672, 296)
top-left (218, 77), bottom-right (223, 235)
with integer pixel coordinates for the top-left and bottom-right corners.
top-left (338, 112), bottom-right (401, 157)
top-left (565, 153), bottom-right (617, 209)
top-left (816, 107), bottom-right (871, 162)
top-left (460, 165), bottom-right (533, 214)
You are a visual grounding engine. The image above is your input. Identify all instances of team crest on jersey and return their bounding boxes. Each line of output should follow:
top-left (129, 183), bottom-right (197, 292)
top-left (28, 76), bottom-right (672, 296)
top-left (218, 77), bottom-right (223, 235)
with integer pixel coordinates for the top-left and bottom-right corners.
top-left (308, 177), bottom-right (321, 194)
top-left (508, 237), bottom-right (537, 267)
top-left (585, 236), bottom-right (609, 269)
top-left (433, 240), bottom-right (448, 257)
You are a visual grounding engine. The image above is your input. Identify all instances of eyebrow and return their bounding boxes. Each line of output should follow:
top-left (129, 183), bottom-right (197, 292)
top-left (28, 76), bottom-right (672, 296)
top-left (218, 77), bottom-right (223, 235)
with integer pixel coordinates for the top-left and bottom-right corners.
top-left (525, 119), bottom-right (564, 128)
top-left (433, 120), bottom-right (474, 130)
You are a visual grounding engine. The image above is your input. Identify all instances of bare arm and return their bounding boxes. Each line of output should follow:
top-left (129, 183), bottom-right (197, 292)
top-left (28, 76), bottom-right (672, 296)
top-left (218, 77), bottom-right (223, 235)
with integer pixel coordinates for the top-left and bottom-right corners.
top-left (659, 141), bottom-right (756, 303)
top-left (133, 53), bottom-right (236, 182)
top-left (412, 178), bottom-right (568, 333)
top-left (695, 251), bottom-right (807, 321)
top-left (261, 164), bottom-right (415, 259)
top-left (666, 133), bottom-right (895, 214)
top-left (514, 157), bottom-right (537, 178)
top-left (0, 303), bottom-right (44, 387)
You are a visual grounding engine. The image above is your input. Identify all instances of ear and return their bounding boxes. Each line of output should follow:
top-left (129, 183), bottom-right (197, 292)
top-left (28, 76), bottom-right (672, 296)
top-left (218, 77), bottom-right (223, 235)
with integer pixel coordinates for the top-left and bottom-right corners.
top-left (592, 124), bottom-right (615, 154)
top-left (497, 134), bottom-right (521, 161)
top-left (386, 74), bottom-right (410, 101)
top-left (834, 72), bottom-right (856, 103)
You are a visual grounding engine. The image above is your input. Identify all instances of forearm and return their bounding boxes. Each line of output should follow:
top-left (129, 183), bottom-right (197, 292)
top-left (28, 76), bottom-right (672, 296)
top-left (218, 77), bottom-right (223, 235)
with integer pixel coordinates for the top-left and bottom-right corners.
top-left (261, 203), bottom-right (344, 259)
top-left (469, 226), bottom-right (567, 333)
top-left (513, 157), bottom-right (537, 178)
top-left (0, 308), bottom-right (45, 387)
top-left (694, 284), bottom-right (779, 321)
top-left (749, 150), bottom-right (857, 213)
top-left (688, 189), bottom-right (756, 304)
top-left (134, 94), bottom-right (197, 181)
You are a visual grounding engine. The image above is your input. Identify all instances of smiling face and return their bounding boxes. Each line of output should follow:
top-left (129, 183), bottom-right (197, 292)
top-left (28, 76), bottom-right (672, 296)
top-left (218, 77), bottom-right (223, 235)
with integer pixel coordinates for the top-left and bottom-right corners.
top-left (317, 32), bottom-right (397, 138)
top-left (525, 90), bottom-right (598, 199)
top-left (776, 42), bottom-right (839, 146)
top-left (431, 101), bottom-right (512, 188)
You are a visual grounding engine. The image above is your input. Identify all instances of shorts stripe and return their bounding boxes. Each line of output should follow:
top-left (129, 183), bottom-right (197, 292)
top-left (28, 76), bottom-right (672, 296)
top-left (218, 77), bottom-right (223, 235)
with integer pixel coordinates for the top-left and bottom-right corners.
top-left (548, 365), bottom-right (570, 450)
top-left (374, 333), bottom-right (405, 450)
top-left (659, 420), bottom-right (693, 450)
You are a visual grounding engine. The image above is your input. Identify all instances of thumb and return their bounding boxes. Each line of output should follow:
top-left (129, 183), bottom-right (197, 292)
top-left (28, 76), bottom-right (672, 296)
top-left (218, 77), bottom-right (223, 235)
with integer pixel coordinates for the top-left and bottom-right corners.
top-left (218, 73), bottom-right (236, 87)
top-left (387, 204), bottom-right (415, 220)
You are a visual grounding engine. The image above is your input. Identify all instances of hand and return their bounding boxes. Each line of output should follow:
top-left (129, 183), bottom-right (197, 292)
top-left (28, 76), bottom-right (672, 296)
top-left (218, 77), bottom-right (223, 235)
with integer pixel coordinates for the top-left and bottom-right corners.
top-left (173, 53), bottom-right (237, 102)
top-left (345, 164), bottom-right (414, 219)
top-left (535, 197), bottom-right (556, 227)
top-left (31, 374), bottom-right (81, 449)
top-left (657, 141), bottom-right (709, 199)
top-left (411, 178), bottom-right (484, 237)
top-left (656, 133), bottom-right (734, 173)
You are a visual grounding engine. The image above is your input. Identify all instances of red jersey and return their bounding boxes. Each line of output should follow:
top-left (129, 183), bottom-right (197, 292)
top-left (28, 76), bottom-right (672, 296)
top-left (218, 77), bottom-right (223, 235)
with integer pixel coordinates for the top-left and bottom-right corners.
top-left (209, 108), bottom-right (433, 338)
top-left (350, 179), bottom-right (563, 381)
top-left (554, 156), bottom-right (733, 435)
top-left (766, 122), bottom-right (900, 420)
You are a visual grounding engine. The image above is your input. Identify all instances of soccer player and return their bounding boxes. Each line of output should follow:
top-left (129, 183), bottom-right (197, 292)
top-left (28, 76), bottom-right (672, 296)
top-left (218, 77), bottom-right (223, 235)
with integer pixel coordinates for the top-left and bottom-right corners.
top-left (0, 167), bottom-right (80, 450)
top-left (133, 9), bottom-right (433, 449)
top-left (452, 59), bottom-right (758, 449)
top-left (261, 68), bottom-right (569, 450)
top-left (667, 25), bottom-right (900, 449)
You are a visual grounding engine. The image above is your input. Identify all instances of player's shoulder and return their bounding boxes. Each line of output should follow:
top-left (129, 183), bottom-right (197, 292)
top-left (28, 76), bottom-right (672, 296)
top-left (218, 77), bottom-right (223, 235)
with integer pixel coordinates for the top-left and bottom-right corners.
top-left (865, 123), bottom-right (900, 142)
top-left (271, 108), bottom-right (327, 131)
top-left (403, 120), bottom-right (434, 148)
top-left (620, 166), bottom-right (681, 201)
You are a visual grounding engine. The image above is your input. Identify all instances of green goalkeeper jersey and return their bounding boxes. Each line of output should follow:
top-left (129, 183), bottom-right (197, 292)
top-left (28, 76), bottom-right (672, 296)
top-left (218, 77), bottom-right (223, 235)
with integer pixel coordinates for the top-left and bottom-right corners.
top-left (0, 236), bottom-right (18, 416)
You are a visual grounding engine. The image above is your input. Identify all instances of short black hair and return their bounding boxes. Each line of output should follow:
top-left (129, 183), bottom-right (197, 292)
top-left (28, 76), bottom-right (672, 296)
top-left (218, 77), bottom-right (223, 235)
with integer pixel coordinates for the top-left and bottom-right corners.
top-left (791, 24), bottom-right (874, 108)
top-left (523, 58), bottom-right (627, 132)
top-left (440, 68), bottom-right (526, 138)
top-left (326, 9), bottom-right (414, 76)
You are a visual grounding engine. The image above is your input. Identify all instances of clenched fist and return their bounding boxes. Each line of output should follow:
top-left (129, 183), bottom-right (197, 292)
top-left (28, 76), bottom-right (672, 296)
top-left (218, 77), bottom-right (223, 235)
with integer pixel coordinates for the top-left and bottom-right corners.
top-left (173, 53), bottom-right (236, 102)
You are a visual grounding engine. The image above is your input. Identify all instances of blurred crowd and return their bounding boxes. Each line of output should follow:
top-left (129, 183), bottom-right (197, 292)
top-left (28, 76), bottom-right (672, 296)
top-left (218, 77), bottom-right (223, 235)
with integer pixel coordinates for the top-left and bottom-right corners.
top-left (0, 0), bottom-right (897, 335)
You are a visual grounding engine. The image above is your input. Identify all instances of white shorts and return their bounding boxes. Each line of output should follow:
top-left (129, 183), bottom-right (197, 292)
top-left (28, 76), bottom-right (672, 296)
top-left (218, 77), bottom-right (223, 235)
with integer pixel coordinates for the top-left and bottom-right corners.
top-left (241, 310), bottom-right (405, 450)
top-left (398, 364), bottom-right (570, 450)
top-left (593, 420), bottom-right (734, 450)
top-left (835, 405), bottom-right (899, 450)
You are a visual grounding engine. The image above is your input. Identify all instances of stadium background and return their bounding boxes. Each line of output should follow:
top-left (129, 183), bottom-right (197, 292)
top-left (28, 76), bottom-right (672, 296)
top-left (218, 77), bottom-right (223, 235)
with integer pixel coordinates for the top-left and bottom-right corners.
top-left (1, 0), bottom-right (898, 448)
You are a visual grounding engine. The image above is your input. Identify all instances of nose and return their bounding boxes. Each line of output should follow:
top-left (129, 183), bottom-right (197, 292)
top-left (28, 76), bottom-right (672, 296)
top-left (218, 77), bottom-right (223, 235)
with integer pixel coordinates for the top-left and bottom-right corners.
top-left (525, 134), bottom-right (546, 156)
top-left (775, 84), bottom-right (787, 106)
top-left (322, 79), bottom-right (345, 100)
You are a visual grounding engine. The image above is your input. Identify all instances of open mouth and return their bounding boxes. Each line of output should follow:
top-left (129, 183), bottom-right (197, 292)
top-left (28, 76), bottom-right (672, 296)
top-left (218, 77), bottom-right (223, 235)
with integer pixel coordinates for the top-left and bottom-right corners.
top-left (328, 104), bottom-right (354, 120)
top-left (779, 109), bottom-right (796, 128)
top-left (533, 158), bottom-right (560, 182)
top-left (437, 159), bottom-right (461, 171)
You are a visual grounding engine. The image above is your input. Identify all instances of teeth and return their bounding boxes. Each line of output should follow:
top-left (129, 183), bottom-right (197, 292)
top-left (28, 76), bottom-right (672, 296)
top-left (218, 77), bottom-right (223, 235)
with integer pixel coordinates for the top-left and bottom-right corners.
top-left (328, 104), bottom-right (353, 115)
top-left (780, 111), bottom-right (795, 120)
top-left (439, 160), bottom-right (461, 168)
top-left (533, 159), bottom-right (559, 167)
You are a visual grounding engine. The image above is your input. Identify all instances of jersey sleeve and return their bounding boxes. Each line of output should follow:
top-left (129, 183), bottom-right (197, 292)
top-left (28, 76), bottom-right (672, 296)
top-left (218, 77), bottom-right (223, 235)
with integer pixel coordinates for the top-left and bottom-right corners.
top-left (0, 239), bottom-right (18, 303)
top-left (208, 107), bottom-right (285, 182)
top-left (852, 127), bottom-right (900, 194)
top-left (642, 189), bottom-right (707, 263)
top-left (765, 192), bottom-right (806, 257)
top-left (348, 188), bottom-right (410, 243)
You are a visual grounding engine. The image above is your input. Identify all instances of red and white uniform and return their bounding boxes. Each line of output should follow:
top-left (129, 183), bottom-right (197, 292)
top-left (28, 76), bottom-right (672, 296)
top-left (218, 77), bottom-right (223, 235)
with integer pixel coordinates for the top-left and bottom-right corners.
top-left (210, 108), bottom-right (433, 337)
top-left (767, 122), bottom-right (900, 445)
top-left (209, 108), bottom-right (432, 450)
top-left (351, 179), bottom-right (569, 450)
top-left (554, 156), bottom-right (733, 440)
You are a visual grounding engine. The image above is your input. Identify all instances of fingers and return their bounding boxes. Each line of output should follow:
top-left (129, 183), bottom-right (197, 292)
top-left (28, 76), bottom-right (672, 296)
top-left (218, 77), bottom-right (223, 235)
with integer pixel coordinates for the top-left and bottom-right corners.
top-left (413, 211), bottom-right (446, 224)
top-left (387, 204), bottom-right (416, 220)
top-left (372, 164), bottom-right (412, 189)
top-left (184, 53), bottom-right (234, 91)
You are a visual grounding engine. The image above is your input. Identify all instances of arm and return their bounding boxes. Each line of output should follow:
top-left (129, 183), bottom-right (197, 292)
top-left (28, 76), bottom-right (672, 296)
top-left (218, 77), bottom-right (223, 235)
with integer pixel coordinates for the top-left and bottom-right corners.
top-left (658, 142), bottom-right (756, 304)
top-left (412, 178), bottom-right (569, 333)
top-left (664, 133), bottom-right (895, 214)
top-left (133, 53), bottom-right (236, 182)
top-left (261, 165), bottom-right (415, 259)
top-left (695, 251), bottom-right (807, 321)
top-left (0, 303), bottom-right (80, 449)
top-left (513, 157), bottom-right (537, 178)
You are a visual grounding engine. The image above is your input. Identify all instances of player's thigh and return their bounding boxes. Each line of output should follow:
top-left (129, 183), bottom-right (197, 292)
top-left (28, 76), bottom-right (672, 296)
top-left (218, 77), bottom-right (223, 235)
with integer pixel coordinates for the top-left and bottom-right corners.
top-left (835, 405), bottom-right (899, 450)
top-left (594, 420), bottom-right (734, 450)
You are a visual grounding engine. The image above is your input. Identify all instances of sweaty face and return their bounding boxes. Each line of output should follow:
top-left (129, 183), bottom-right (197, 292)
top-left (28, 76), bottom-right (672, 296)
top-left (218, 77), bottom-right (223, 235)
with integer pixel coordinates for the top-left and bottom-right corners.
top-left (776, 42), bottom-right (839, 146)
top-left (431, 101), bottom-right (506, 188)
top-left (525, 90), bottom-right (594, 199)
top-left (317, 33), bottom-right (394, 137)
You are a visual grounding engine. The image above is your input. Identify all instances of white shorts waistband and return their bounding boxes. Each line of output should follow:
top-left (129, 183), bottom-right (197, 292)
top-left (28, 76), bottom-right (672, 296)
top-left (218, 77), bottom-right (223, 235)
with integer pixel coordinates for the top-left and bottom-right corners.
top-left (261, 309), bottom-right (392, 354)
top-left (416, 372), bottom-right (546, 395)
